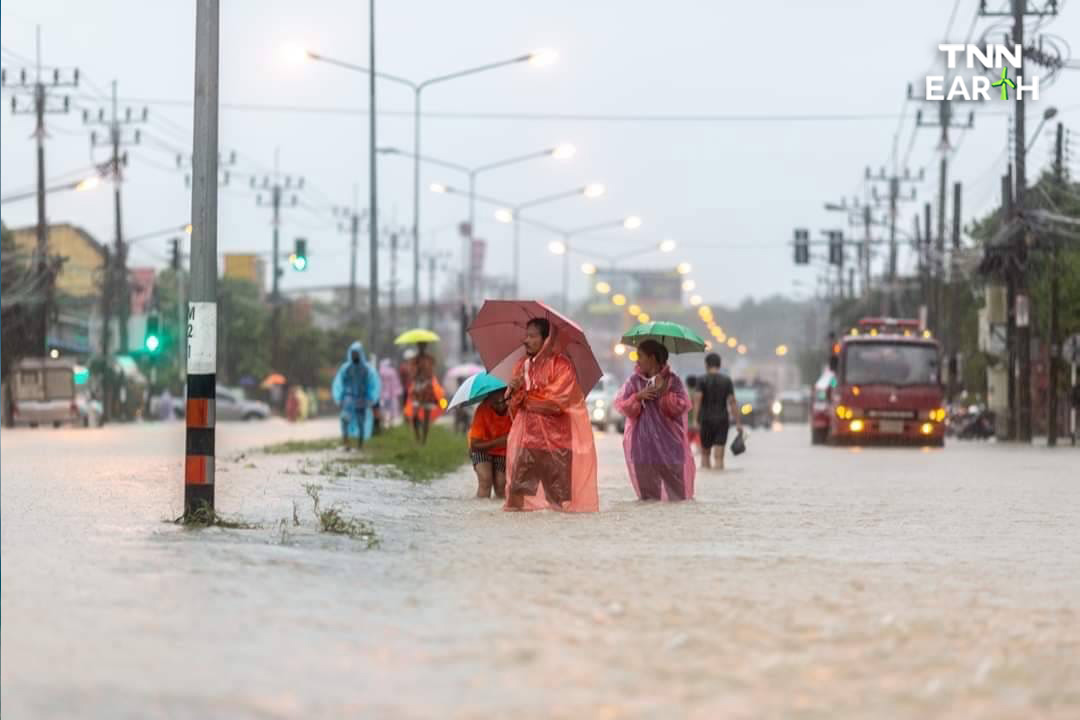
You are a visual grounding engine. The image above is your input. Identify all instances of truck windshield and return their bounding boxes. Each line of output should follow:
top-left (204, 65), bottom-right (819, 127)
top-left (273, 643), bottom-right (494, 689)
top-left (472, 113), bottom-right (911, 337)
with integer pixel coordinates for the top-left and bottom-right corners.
top-left (844, 342), bottom-right (939, 386)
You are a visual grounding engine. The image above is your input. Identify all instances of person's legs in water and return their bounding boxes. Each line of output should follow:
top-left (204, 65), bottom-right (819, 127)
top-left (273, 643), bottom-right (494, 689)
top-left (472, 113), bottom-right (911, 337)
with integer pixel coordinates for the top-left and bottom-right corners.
top-left (493, 459), bottom-right (506, 499)
top-left (474, 460), bottom-right (494, 498)
top-left (412, 409), bottom-right (423, 442)
top-left (635, 464), bottom-right (663, 500)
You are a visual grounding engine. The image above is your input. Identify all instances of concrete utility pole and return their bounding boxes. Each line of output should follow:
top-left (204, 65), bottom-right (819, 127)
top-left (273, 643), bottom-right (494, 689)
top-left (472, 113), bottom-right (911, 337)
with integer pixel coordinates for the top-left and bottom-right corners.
top-left (251, 150), bottom-right (302, 370)
top-left (423, 250), bottom-right (451, 329)
top-left (1048, 122), bottom-right (1064, 446)
top-left (84, 81), bottom-right (148, 356)
top-left (2, 27), bottom-right (79, 356)
top-left (948, 181), bottom-right (963, 403)
top-left (332, 185), bottom-right (367, 317)
top-left (867, 167), bottom-right (922, 296)
top-left (1002, 165), bottom-right (1016, 440)
top-left (981, 0), bottom-right (1059, 444)
top-left (184, 0), bottom-right (220, 515)
top-left (368, 0), bottom-right (380, 357)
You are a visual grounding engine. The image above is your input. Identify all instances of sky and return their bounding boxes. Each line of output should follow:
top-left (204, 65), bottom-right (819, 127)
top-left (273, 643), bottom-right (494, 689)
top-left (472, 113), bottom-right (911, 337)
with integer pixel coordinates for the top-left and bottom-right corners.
top-left (2, 0), bottom-right (1078, 310)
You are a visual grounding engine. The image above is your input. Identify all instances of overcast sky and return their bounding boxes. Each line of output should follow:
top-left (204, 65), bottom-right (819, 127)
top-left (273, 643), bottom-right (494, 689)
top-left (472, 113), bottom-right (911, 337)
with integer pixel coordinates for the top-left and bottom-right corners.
top-left (2, 0), bottom-right (1078, 308)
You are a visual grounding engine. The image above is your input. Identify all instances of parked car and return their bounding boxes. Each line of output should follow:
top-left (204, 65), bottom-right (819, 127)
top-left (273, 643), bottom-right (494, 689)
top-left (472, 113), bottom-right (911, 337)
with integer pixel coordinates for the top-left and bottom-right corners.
top-left (587, 373), bottom-right (624, 433)
top-left (9, 357), bottom-right (81, 428)
top-left (215, 385), bottom-right (271, 421)
top-left (154, 385), bottom-right (271, 421)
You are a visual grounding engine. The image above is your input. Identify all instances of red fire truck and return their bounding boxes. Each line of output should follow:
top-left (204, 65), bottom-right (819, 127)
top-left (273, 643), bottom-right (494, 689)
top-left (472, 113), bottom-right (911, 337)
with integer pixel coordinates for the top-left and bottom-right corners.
top-left (824, 318), bottom-right (946, 447)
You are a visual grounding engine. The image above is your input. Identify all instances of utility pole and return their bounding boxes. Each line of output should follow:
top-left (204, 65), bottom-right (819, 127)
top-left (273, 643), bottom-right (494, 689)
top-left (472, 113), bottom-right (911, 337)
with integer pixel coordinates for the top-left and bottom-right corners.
top-left (867, 167), bottom-right (922, 297)
top-left (948, 181), bottom-right (963, 404)
top-left (1, 27), bottom-right (79, 356)
top-left (184, 0), bottom-right (220, 516)
top-left (250, 150), bottom-right (302, 370)
top-left (911, 98), bottom-right (974, 335)
top-left (981, 0), bottom-right (1059, 443)
top-left (923, 203), bottom-right (933, 328)
top-left (1003, 165), bottom-right (1017, 440)
top-left (368, 0), bottom-right (380, 358)
top-left (332, 189), bottom-right (367, 318)
top-left (423, 250), bottom-right (451, 329)
top-left (84, 81), bottom-right (148, 356)
top-left (170, 236), bottom-right (185, 379)
top-left (1048, 122), bottom-right (1064, 446)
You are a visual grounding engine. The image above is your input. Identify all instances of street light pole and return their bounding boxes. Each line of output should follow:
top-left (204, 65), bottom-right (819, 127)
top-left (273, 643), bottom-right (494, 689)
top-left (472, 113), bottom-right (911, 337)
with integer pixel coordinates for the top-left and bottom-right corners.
top-left (304, 49), bottom-right (550, 329)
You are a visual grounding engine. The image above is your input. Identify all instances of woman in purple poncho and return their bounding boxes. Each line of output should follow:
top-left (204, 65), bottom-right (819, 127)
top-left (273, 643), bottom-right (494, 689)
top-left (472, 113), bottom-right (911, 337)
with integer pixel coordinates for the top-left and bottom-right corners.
top-left (614, 339), bottom-right (696, 501)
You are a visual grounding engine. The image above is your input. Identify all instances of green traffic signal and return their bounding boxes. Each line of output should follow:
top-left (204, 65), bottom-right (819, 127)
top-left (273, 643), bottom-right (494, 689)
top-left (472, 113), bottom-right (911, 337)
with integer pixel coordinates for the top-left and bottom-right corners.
top-left (145, 315), bottom-right (161, 354)
top-left (292, 237), bottom-right (308, 271)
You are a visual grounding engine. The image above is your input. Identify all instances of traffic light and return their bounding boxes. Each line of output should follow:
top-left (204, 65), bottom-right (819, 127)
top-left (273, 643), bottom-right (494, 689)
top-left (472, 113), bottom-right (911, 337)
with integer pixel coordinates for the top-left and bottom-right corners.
top-left (144, 315), bottom-right (161, 354)
top-left (793, 228), bottom-right (809, 265)
top-left (828, 231), bottom-right (844, 266)
top-left (291, 237), bottom-right (308, 271)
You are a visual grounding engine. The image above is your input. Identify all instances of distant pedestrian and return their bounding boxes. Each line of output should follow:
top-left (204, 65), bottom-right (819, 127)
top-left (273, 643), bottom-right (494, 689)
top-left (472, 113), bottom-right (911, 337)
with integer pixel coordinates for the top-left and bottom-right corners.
top-left (685, 375), bottom-right (700, 449)
top-left (332, 341), bottom-right (381, 450)
top-left (157, 387), bottom-right (175, 422)
top-left (614, 340), bottom-right (695, 501)
top-left (468, 391), bottom-right (512, 499)
top-left (693, 353), bottom-right (741, 470)
top-left (408, 342), bottom-right (438, 444)
top-left (378, 358), bottom-right (402, 427)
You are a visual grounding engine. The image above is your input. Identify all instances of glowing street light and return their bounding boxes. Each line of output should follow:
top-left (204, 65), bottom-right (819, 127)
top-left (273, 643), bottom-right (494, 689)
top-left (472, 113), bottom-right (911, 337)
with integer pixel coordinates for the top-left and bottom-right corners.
top-left (548, 239), bottom-right (568, 255)
top-left (595, 281), bottom-right (611, 294)
top-left (75, 176), bottom-right (101, 192)
top-left (775, 344), bottom-right (789, 357)
top-left (551, 143), bottom-right (576, 160)
top-left (628, 304), bottom-right (642, 316)
top-left (583, 183), bottom-right (606, 199)
top-left (637, 312), bottom-right (651, 323)
top-left (727, 337), bottom-right (738, 348)
top-left (623, 215), bottom-right (643, 230)
top-left (581, 262), bottom-right (597, 275)
top-left (614, 343), bottom-right (627, 356)
top-left (528, 48), bottom-right (559, 67)
top-left (494, 208), bottom-right (514, 223)
top-left (682, 279), bottom-right (696, 292)
top-left (689, 294), bottom-right (703, 306)
top-left (429, 182), bottom-right (448, 194)
top-left (676, 262), bottom-right (693, 275)
top-left (659, 238), bottom-right (676, 253)
top-left (737, 344), bottom-right (748, 355)
top-left (628, 350), bottom-right (639, 362)
top-left (612, 293), bottom-right (627, 306)
top-left (281, 43), bottom-right (311, 66)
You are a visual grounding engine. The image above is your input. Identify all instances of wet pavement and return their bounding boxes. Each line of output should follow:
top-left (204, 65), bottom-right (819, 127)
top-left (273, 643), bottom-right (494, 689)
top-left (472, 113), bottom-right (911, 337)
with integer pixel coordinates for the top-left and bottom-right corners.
top-left (2, 420), bottom-right (1078, 719)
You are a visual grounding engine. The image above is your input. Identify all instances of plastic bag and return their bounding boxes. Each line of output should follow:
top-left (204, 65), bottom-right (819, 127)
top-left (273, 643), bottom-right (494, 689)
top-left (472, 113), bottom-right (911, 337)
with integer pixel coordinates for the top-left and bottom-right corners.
top-left (731, 428), bottom-right (747, 455)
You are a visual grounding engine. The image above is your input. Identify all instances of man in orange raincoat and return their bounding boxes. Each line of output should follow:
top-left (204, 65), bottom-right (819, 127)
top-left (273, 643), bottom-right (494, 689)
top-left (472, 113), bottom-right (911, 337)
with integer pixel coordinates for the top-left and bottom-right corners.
top-left (504, 318), bottom-right (598, 512)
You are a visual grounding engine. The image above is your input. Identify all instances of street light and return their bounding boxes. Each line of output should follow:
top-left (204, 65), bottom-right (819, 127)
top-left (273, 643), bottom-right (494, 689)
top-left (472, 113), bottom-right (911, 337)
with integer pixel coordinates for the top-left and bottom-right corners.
top-left (595, 281), bottom-right (611, 294)
top-left (1026, 106), bottom-right (1059, 152)
top-left (682, 279), bottom-right (696, 291)
top-left (1, 173), bottom-right (104, 205)
top-left (659, 238), bottom-right (676, 253)
top-left (677, 262), bottom-right (693, 275)
top-left (623, 215), bottom-right (643, 230)
top-left (690, 294), bottom-right (703, 306)
top-left (548, 239), bottom-right (567, 255)
top-left (583, 183), bottom-right (606, 199)
top-left (383, 144), bottom-right (577, 304)
top-left (581, 262), bottom-right (597, 275)
top-left (302, 46), bottom-right (553, 326)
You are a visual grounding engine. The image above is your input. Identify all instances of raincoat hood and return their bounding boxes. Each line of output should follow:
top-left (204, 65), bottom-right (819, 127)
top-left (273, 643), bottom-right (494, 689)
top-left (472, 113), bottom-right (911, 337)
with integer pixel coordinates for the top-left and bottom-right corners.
top-left (345, 341), bottom-right (368, 368)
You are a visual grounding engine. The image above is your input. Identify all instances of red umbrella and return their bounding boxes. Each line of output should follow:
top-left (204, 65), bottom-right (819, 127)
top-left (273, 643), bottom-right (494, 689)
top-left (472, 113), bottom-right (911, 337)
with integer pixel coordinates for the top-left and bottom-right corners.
top-left (468, 300), bottom-right (602, 394)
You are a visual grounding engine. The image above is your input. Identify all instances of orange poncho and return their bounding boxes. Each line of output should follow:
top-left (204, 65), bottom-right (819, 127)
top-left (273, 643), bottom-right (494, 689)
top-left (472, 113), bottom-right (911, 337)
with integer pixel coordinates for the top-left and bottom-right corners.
top-left (504, 340), bottom-right (598, 513)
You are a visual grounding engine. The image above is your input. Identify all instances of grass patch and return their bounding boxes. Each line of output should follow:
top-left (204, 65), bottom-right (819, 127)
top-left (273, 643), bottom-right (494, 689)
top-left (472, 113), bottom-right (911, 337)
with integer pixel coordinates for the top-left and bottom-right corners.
top-left (304, 484), bottom-right (379, 548)
top-left (342, 425), bottom-right (467, 483)
top-left (262, 437), bottom-right (341, 455)
top-left (173, 501), bottom-right (261, 529)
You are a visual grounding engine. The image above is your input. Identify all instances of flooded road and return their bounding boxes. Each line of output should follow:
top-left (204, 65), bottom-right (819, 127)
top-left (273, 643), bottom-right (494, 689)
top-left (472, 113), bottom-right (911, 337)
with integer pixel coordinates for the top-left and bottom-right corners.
top-left (2, 421), bottom-right (1078, 719)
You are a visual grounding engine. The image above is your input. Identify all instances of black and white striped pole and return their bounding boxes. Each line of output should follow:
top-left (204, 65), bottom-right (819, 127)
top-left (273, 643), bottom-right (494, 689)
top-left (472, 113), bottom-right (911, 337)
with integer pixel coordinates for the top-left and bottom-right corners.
top-left (184, 0), bottom-right (219, 515)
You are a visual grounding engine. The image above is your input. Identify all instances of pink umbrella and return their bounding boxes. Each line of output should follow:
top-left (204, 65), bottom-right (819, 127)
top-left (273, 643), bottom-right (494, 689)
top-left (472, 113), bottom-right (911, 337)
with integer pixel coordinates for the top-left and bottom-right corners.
top-left (468, 300), bottom-right (603, 394)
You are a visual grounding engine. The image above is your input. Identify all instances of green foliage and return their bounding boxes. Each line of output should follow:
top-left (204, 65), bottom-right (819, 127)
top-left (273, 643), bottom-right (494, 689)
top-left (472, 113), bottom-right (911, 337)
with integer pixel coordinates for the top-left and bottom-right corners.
top-left (262, 437), bottom-right (342, 454)
top-left (340, 425), bottom-right (468, 484)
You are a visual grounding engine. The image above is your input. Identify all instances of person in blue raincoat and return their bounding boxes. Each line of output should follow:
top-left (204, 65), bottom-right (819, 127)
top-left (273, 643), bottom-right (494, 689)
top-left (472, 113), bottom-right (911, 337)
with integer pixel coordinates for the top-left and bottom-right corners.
top-left (332, 341), bottom-right (381, 450)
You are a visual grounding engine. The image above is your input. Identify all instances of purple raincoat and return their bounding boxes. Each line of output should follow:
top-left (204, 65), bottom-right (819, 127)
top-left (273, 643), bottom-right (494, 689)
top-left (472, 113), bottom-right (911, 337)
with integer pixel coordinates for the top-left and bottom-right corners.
top-left (614, 364), bottom-right (695, 501)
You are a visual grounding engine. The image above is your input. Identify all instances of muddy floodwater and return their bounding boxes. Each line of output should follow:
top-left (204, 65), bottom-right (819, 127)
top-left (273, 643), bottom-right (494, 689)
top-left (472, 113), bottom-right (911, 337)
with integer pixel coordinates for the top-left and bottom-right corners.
top-left (2, 419), bottom-right (1078, 719)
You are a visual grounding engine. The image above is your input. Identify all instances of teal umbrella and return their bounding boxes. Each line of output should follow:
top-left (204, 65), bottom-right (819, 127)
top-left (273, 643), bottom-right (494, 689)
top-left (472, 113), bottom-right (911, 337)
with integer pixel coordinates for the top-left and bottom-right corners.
top-left (621, 321), bottom-right (706, 354)
top-left (446, 371), bottom-right (508, 412)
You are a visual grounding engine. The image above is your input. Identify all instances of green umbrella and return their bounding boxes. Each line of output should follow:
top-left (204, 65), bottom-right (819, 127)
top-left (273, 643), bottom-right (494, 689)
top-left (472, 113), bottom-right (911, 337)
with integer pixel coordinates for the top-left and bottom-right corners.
top-left (621, 321), bottom-right (706, 354)
top-left (446, 371), bottom-right (507, 412)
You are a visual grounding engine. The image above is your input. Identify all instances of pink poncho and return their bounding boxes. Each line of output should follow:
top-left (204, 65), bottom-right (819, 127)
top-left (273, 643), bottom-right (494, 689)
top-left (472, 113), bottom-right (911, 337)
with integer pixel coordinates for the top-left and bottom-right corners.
top-left (504, 336), bottom-right (599, 513)
top-left (614, 364), bottom-right (695, 501)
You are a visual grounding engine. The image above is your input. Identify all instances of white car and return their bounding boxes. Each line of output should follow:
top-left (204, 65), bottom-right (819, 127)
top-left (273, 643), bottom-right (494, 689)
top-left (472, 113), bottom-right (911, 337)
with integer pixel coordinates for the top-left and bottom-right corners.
top-left (587, 373), bottom-right (624, 433)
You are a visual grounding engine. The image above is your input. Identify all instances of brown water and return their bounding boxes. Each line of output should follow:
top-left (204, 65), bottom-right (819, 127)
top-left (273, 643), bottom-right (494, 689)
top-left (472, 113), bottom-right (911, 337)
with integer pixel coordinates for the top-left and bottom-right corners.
top-left (2, 420), bottom-right (1078, 718)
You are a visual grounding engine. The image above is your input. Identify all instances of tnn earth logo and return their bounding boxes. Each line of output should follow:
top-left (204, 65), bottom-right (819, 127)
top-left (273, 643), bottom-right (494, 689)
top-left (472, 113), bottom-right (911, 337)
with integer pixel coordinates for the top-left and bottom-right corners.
top-left (926, 44), bottom-right (1039, 101)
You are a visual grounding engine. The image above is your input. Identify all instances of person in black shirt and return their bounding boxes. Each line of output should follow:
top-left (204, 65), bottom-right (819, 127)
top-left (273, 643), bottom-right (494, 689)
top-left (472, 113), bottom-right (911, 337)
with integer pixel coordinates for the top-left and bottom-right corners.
top-left (693, 353), bottom-right (741, 469)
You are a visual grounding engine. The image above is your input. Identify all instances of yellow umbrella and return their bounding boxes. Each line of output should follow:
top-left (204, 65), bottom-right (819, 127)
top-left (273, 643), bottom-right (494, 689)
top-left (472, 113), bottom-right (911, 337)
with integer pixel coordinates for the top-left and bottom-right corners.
top-left (394, 328), bottom-right (441, 345)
